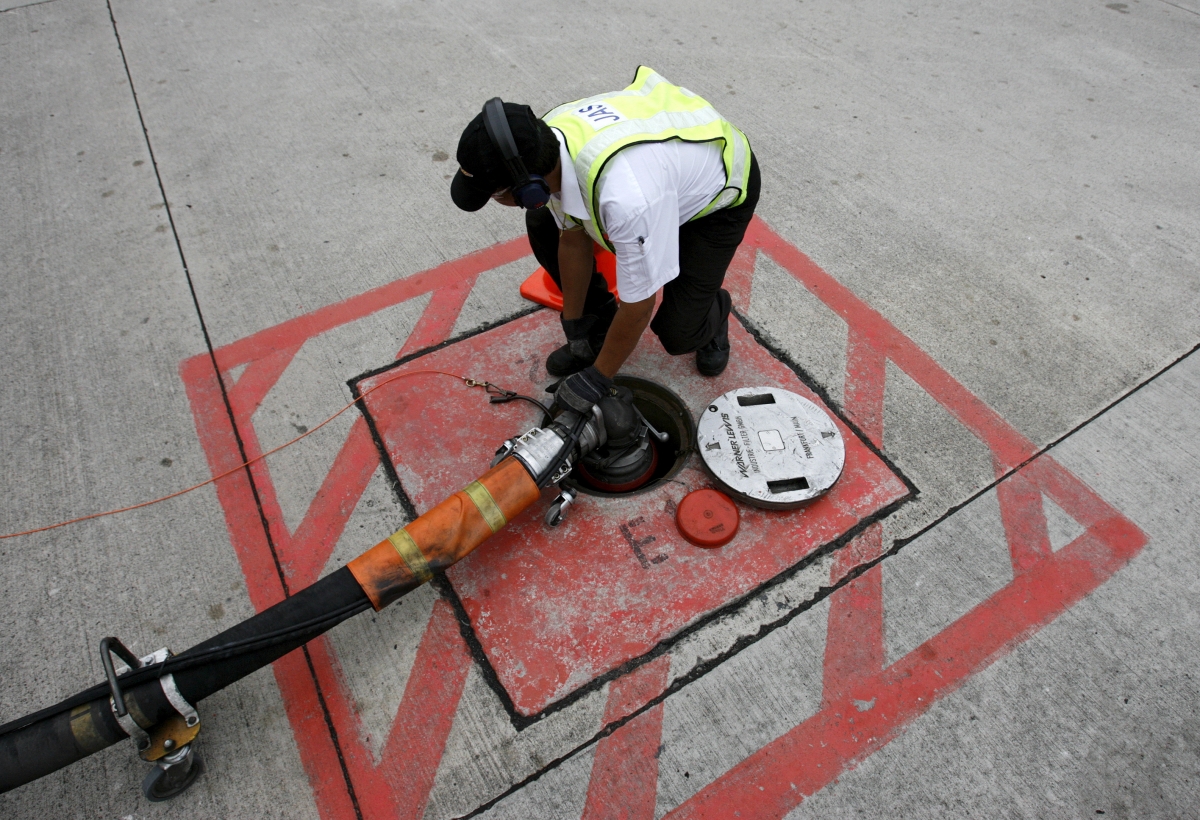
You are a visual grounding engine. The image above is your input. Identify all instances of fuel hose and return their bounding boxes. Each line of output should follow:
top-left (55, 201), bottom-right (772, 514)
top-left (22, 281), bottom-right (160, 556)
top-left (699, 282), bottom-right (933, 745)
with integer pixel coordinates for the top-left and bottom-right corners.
top-left (0, 454), bottom-right (542, 794)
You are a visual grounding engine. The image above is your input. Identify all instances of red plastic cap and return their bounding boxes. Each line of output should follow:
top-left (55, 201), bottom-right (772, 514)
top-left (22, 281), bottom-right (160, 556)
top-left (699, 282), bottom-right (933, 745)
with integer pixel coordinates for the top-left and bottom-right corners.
top-left (676, 488), bottom-right (740, 548)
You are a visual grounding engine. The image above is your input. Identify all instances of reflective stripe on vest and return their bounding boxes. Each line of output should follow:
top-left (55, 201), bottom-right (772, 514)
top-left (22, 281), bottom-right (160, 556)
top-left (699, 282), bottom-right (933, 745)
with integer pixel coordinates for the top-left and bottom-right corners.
top-left (544, 66), bottom-right (752, 251)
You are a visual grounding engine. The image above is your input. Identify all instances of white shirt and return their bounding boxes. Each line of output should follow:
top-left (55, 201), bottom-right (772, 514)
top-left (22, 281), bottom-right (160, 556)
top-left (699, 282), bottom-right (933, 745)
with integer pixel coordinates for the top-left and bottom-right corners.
top-left (548, 129), bottom-right (726, 303)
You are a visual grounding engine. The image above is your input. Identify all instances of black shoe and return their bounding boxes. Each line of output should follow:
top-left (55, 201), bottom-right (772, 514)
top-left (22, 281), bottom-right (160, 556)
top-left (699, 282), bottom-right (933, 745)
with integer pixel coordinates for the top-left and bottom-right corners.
top-left (696, 294), bottom-right (731, 377)
top-left (547, 313), bottom-right (611, 377)
top-left (695, 334), bottom-right (730, 377)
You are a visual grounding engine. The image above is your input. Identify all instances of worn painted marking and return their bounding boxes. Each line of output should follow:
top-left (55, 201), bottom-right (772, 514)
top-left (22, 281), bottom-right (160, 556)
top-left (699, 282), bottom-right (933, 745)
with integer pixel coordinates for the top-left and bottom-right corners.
top-left (181, 219), bottom-right (1145, 819)
top-left (182, 238), bottom-right (527, 820)
top-left (357, 311), bottom-right (907, 717)
top-left (582, 657), bottom-right (671, 820)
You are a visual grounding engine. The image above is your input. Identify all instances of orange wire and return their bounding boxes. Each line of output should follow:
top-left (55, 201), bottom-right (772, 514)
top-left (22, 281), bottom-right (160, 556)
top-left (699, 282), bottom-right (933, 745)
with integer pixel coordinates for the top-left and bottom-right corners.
top-left (0, 368), bottom-right (490, 540)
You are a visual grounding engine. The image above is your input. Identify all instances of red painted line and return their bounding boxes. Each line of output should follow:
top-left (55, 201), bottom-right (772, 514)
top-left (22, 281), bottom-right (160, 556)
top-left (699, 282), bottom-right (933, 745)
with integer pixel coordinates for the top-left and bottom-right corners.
top-left (823, 549), bottom-right (885, 705)
top-left (180, 353), bottom-right (289, 610)
top-left (237, 421), bottom-right (297, 583)
top-left (829, 523), bottom-right (888, 588)
top-left (226, 345), bottom-right (300, 423)
top-left (376, 600), bottom-right (474, 818)
top-left (285, 417), bottom-right (382, 587)
top-left (222, 393), bottom-right (375, 593)
top-left (211, 238), bottom-right (530, 370)
top-left (398, 273), bottom-right (479, 358)
top-left (1020, 455), bottom-right (1114, 531)
top-left (601, 655), bottom-right (673, 728)
top-left (995, 461), bottom-right (1053, 575)
top-left (826, 318), bottom-right (887, 695)
top-left (843, 327), bottom-right (887, 448)
top-left (299, 600), bottom-right (474, 819)
top-left (745, 220), bottom-right (1037, 471)
top-left (582, 656), bottom-right (671, 820)
top-left (272, 646), bottom-right (360, 820)
top-left (663, 477), bottom-right (1146, 819)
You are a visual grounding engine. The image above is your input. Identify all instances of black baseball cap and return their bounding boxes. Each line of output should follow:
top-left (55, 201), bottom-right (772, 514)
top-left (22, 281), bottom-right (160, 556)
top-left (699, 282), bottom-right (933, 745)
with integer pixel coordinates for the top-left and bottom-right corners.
top-left (451, 101), bottom-right (548, 212)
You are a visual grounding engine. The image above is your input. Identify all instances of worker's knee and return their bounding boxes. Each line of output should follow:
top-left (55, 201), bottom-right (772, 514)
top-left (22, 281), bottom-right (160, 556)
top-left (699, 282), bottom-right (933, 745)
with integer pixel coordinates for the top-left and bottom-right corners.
top-left (651, 288), bottom-right (730, 356)
top-left (651, 321), bottom-right (705, 356)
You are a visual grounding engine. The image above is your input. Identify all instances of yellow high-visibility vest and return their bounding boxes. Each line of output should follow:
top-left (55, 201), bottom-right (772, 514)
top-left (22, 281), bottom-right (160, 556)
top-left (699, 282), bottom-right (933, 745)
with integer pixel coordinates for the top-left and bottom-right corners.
top-left (544, 66), bottom-right (752, 251)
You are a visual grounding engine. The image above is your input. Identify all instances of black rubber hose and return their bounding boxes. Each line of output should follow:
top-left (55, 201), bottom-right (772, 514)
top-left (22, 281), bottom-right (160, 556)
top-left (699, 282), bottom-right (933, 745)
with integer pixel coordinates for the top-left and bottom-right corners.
top-left (0, 567), bottom-right (370, 794)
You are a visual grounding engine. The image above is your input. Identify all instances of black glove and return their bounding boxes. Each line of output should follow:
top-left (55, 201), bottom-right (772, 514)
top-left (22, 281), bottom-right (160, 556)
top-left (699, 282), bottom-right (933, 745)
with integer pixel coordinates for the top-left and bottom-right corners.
top-left (552, 365), bottom-right (613, 415)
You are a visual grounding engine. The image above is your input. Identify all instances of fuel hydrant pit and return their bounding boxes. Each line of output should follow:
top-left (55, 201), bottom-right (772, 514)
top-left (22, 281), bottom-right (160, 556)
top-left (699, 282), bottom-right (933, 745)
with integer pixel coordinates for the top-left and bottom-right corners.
top-left (567, 376), bottom-right (696, 498)
top-left (355, 310), bottom-right (910, 718)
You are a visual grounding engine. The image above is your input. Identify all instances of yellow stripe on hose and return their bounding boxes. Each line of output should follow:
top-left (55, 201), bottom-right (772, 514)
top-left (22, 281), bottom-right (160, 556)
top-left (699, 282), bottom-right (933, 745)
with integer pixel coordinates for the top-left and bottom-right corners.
top-left (69, 704), bottom-right (108, 754)
top-left (387, 529), bottom-right (432, 584)
top-left (463, 481), bottom-right (507, 533)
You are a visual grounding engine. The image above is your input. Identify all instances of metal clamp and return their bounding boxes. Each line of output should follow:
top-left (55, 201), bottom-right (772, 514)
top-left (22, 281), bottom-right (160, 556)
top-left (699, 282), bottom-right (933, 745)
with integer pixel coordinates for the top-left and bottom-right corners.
top-left (111, 699), bottom-right (152, 753)
top-left (101, 639), bottom-right (200, 755)
top-left (160, 674), bottom-right (200, 729)
top-left (101, 637), bottom-right (154, 753)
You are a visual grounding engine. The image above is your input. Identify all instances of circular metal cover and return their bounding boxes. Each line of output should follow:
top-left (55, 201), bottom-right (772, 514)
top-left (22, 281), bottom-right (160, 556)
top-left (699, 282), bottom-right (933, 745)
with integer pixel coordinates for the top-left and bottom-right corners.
top-left (697, 387), bottom-right (845, 509)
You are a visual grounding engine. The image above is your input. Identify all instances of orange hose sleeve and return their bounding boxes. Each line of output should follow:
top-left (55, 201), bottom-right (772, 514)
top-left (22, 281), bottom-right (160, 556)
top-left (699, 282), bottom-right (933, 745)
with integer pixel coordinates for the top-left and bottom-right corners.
top-left (347, 456), bottom-right (542, 610)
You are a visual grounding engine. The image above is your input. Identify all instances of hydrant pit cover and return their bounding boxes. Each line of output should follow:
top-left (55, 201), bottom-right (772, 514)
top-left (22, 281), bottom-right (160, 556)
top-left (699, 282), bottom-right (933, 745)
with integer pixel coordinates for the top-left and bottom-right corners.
top-left (698, 387), bottom-right (845, 509)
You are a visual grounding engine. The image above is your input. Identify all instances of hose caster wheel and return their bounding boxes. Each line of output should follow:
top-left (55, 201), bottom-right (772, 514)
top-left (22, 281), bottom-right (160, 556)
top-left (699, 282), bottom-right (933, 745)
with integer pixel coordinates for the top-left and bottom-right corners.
top-left (544, 487), bottom-right (577, 527)
top-left (142, 743), bottom-right (202, 802)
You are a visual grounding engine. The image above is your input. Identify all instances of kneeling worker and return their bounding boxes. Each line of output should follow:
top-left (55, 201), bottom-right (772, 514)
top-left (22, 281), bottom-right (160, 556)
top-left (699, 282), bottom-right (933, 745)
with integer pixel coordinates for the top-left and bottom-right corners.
top-left (450, 66), bottom-right (760, 414)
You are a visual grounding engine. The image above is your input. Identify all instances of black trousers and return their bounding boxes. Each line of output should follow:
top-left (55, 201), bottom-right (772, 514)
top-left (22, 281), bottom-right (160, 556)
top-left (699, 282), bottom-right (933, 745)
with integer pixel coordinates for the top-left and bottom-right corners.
top-left (526, 153), bottom-right (761, 355)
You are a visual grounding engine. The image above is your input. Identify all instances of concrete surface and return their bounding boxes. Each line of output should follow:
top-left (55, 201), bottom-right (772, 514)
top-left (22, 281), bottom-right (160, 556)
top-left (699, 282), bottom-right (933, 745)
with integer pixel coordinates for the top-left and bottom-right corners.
top-left (789, 341), bottom-right (1200, 819)
top-left (1, 0), bottom-right (1197, 817)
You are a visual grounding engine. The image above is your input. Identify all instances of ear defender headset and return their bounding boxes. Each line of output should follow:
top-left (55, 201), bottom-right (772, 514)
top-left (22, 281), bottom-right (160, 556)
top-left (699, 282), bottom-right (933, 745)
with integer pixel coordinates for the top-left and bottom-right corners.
top-left (481, 97), bottom-right (551, 210)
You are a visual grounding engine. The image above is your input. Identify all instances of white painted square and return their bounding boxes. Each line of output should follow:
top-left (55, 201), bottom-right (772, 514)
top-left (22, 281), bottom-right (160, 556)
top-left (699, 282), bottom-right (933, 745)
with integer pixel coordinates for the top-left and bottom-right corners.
top-left (758, 428), bottom-right (786, 451)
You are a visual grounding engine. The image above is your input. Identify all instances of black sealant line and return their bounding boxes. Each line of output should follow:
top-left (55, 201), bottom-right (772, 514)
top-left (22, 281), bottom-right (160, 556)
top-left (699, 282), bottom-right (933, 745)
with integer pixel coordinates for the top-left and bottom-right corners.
top-left (888, 336), bottom-right (1200, 554)
top-left (0, 0), bottom-right (60, 14)
top-left (731, 306), bottom-right (919, 501)
top-left (453, 497), bottom-right (920, 819)
top-left (455, 333), bottom-right (1200, 819)
top-left (348, 307), bottom-right (921, 732)
top-left (350, 304), bottom-right (543, 387)
top-left (103, 0), bottom-right (287, 592)
top-left (346, 304), bottom-right (544, 523)
top-left (1155, 0), bottom-right (1200, 17)
top-left (453, 534), bottom-right (898, 820)
top-left (104, 5), bottom-right (363, 816)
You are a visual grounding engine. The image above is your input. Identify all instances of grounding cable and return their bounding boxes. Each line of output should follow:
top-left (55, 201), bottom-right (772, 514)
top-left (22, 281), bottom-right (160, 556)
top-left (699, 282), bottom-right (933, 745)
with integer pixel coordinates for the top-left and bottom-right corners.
top-left (0, 368), bottom-right (521, 540)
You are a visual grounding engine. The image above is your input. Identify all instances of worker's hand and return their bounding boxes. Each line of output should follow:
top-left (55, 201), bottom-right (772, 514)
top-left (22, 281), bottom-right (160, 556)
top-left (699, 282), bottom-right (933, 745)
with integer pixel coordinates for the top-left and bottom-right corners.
top-left (552, 366), bottom-right (613, 415)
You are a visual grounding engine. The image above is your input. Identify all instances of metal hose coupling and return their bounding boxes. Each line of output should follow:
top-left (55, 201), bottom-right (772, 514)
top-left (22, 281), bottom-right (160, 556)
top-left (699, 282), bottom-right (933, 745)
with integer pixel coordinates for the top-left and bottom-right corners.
top-left (493, 405), bottom-right (606, 487)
